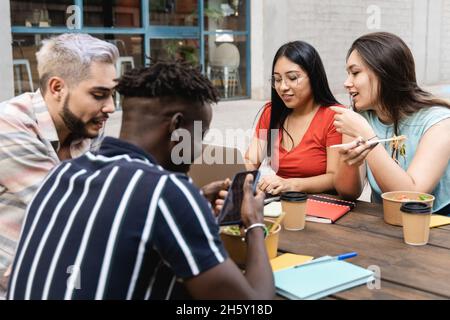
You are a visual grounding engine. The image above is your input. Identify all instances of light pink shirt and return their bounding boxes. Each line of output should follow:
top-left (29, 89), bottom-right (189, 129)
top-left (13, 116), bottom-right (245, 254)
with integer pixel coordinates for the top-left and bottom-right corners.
top-left (0, 90), bottom-right (102, 268)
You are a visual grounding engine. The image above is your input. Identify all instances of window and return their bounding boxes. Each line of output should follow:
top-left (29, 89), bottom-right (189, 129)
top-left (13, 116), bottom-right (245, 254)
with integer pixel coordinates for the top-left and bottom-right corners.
top-left (204, 0), bottom-right (246, 31)
top-left (84, 0), bottom-right (142, 28)
top-left (205, 34), bottom-right (247, 98)
top-left (10, 0), bottom-right (251, 101)
top-left (150, 0), bottom-right (198, 26)
top-left (150, 38), bottom-right (199, 65)
top-left (11, 0), bottom-right (73, 27)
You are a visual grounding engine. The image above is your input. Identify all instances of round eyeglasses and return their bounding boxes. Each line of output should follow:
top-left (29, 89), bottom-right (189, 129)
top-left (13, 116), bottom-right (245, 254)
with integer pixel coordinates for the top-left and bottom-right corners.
top-left (270, 71), bottom-right (304, 89)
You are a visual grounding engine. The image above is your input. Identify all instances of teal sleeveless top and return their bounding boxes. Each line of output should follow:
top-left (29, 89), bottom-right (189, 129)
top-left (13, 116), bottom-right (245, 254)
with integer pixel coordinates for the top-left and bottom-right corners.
top-left (361, 107), bottom-right (450, 213)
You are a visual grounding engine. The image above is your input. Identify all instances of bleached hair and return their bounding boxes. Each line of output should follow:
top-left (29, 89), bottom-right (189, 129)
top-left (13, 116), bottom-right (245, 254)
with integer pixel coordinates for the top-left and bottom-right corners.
top-left (36, 33), bottom-right (119, 93)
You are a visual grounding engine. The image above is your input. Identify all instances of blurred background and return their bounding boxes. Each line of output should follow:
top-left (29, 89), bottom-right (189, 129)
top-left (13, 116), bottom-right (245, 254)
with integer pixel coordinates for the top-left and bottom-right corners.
top-left (1, 0), bottom-right (450, 105)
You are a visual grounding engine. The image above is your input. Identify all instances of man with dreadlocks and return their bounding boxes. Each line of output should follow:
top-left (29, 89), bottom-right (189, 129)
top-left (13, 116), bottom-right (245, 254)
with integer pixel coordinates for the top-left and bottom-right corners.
top-left (7, 61), bottom-right (275, 300)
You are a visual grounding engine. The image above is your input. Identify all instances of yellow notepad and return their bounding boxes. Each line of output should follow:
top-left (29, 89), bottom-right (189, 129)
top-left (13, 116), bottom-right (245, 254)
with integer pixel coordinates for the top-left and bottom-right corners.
top-left (430, 215), bottom-right (450, 228)
top-left (270, 253), bottom-right (314, 272)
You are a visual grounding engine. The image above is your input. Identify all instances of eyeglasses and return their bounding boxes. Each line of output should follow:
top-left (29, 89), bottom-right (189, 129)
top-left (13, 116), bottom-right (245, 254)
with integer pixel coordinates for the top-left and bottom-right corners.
top-left (270, 71), bottom-right (305, 89)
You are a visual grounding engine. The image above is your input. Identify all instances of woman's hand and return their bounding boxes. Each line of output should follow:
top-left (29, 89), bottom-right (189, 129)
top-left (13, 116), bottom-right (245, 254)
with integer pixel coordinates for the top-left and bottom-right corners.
top-left (338, 137), bottom-right (378, 166)
top-left (330, 107), bottom-right (375, 139)
top-left (258, 175), bottom-right (291, 195)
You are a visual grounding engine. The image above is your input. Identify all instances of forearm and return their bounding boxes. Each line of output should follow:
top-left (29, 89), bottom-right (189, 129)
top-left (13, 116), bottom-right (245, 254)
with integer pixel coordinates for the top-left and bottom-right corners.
top-left (288, 173), bottom-right (335, 194)
top-left (244, 228), bottom-right (275, 299)
top-left (340, 123), bottom-right (421, 191)
top-left (366, 145), bottom-right (420, 192)
top-left (334, 161), bottom-right (364, 200)
top-left (244, 158), bottom-right (259, 171)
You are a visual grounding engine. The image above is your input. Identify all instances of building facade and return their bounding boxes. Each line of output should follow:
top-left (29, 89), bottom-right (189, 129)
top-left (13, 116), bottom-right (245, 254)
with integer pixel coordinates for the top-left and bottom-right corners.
top-left (253, 0), bottom-right (450, 100)
top-left (3, 0), bottom-right (251, 103)
top-left (1, 0), bottom-right (450, 103)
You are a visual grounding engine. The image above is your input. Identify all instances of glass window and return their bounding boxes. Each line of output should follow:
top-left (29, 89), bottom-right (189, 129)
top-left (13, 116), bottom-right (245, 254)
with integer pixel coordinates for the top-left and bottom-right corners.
top-left (204, 0), bottom-right (246, 31)
top-left (205, 34), bottom-right (247, 98)
top-left (10, 0), bottom-right (74, 27)
top-left (150, 0), bottom-right (198, 26)
top-left (10, 0), bottom-right (250, 100)
top-left (11, 34), bottom-right (144, 96)
top-left (150, 38), bottom-right (200, 66)
top-left (12, 34), bottom-right (52, 95)
top-left (95, 35), bottom-right (144, 71)
top-left (84, 0), bottom-right (141, 27)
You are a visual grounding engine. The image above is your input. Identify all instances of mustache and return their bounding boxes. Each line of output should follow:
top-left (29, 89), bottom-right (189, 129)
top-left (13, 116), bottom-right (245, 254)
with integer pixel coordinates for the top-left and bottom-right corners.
top-left (89, 115), bottom-right (109, 123)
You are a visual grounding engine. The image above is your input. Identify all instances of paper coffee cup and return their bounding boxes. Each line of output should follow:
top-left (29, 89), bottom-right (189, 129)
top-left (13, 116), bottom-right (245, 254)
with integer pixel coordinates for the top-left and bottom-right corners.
top-left (401, 202), bottom-right (432, 246)
top-left (280, 192), bottom-right (308, 231)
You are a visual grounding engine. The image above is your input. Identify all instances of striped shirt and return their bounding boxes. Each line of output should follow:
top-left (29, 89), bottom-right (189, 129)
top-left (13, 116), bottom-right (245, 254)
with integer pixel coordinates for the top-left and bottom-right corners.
top-left (0, 90), bottom-right (101, 273)
top-left (8, 137), bottom-right (227, 300)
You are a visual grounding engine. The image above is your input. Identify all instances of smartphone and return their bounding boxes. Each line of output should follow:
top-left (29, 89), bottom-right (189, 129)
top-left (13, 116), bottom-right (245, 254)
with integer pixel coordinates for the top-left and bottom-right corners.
top-left (217, 170), bottom-right (260, 226)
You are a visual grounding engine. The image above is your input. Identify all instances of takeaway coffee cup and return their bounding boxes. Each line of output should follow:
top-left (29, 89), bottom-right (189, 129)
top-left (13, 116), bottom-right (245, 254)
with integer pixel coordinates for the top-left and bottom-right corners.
top-left (280, 192), bottom-right (308, 231)
top-left (401, 202), bottom-right (432, 246)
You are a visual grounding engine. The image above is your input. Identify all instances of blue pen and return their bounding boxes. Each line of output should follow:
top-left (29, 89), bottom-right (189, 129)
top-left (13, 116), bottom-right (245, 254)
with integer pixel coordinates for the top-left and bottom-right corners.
top-left (294, 252), bottom-right (358, 268)
top-left (337, 252), bottom-right (358, 260)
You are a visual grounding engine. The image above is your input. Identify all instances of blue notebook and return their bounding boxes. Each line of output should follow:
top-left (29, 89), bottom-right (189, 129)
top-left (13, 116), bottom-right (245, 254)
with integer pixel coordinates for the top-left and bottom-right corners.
top-left (274, 256), bottom-right (375, 300)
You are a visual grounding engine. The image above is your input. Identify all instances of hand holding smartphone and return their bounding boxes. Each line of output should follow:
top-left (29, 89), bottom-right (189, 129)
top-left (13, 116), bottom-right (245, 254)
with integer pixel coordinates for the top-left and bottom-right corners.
top-left (217, 170), bottom-right (260, 226)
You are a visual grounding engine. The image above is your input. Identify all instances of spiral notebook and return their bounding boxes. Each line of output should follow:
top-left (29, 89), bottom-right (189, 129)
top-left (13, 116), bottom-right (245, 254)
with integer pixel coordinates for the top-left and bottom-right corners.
top-left (306, 195), bottom-right (356, 224)
top-left (264, 195), bottom-right (355, 223)
top-left (274, 256), bottom-right (374, 300)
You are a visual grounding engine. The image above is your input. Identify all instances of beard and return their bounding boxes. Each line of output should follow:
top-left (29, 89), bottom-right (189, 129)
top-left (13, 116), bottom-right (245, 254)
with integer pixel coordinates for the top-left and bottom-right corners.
top-left (59, 94), bottom-right (103, 140)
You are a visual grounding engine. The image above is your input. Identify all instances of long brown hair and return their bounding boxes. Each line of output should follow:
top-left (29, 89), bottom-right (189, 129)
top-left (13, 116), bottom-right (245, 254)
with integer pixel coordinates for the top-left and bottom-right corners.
top-left (348, 32), bottom-right (450, 135)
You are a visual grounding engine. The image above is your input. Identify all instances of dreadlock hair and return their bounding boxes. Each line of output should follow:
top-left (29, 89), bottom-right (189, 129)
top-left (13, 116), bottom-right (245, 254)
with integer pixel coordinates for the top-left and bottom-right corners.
top-left (116, 60), bottom-right (219, 105)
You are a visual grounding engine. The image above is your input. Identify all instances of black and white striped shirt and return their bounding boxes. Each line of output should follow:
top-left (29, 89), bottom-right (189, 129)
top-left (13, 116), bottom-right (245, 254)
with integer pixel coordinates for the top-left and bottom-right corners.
top-left (7, 137), bottom-right (227, 300)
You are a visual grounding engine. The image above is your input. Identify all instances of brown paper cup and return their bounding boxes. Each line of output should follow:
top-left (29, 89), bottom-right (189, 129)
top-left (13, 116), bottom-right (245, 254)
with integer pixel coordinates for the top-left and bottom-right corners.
top-left (281, 201), bottom-right (307, 231)
top-left (401, 202), bottom-right (432, 246)
top-left (402, 213), bottom-right (431, 245)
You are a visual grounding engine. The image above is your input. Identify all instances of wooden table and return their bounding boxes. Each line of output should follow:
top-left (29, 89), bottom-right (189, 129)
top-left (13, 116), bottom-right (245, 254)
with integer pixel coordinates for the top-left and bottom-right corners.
top-left (277, 200), bottom-right (450, 300)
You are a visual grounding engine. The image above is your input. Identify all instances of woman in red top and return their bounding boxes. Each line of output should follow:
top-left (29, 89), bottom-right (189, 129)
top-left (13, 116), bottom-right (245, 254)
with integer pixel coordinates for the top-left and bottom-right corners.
top-left (245, 41), bottom-right (344, 195)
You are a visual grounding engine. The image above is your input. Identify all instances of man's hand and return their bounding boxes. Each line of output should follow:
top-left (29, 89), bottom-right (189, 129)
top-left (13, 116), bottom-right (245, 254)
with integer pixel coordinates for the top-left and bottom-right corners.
top-left (0, 265), bottom-right (11, 293)
top-left (241, 174), bottom-right (265, 228)
top-left (3, 265), bottom-right (11, 277)
top-left (213, 190), bottom-right (228, 217)
top-left (201, 179), bottom-right (231, 215)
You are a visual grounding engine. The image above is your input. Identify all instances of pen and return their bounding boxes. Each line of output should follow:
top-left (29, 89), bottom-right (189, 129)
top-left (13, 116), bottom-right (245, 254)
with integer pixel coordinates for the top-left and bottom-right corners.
top-left (336, 252), bottom-right (358, 260)
top-left (294, 252), bottom-right (358, 268)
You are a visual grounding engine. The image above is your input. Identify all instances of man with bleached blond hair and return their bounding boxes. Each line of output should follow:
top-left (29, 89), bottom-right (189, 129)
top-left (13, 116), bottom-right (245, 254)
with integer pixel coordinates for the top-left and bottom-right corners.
top-left (0, 33), bottom-right (119, 295)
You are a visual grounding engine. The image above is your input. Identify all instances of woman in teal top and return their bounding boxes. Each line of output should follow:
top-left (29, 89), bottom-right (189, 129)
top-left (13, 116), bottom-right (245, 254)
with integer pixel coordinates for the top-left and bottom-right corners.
top-left (330, 32), bottom-right (450, 215)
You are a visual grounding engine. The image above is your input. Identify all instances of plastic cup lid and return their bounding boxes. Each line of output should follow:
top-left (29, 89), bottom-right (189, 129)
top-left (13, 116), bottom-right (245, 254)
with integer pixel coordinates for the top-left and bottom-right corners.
top-left (280, 192), bottom-right (307, 202)
top-left (400, 202), bottom-right (432, 214)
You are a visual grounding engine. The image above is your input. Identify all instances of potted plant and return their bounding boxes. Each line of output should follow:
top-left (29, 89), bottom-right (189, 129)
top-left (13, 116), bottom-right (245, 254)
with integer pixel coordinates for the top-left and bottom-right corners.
top-left (166, 40), bottom-right (199, 66)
